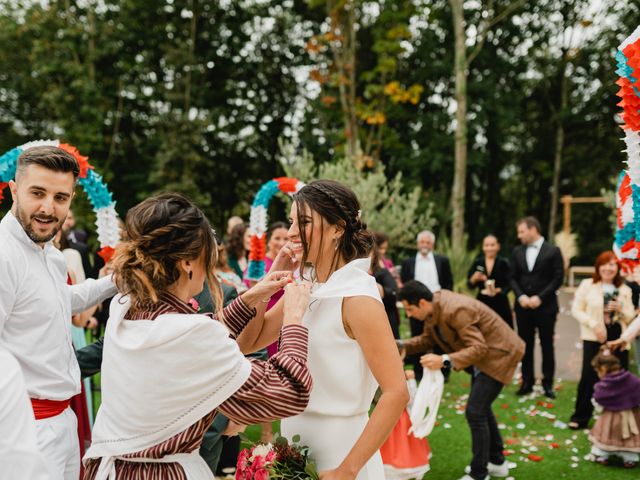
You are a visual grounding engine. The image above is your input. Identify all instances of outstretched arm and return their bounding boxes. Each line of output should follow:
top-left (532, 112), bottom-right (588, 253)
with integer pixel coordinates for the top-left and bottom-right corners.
top-left (217, 282), bottom-right (312, 423)
top-left (69, 276), bottom-right (117, 315)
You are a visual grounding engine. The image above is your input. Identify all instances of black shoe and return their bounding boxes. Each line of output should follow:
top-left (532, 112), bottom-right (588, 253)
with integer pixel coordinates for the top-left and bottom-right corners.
top-left (543, 387), bottom-right (556, 399)
top-left (516, 384), bottom-right (533, 395)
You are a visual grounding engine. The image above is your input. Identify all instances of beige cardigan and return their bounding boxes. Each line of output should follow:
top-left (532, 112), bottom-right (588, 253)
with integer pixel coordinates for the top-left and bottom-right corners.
top-left (571, 279), bottom-right (634, 343)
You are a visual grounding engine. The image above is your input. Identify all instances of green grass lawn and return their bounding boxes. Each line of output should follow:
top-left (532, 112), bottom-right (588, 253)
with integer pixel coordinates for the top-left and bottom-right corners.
top-left (407, 372), bottom-right (637, 479)
top-left (89, 316), bottom-right (639, 479)
top-left (241, 373), bottom-right (637, 479)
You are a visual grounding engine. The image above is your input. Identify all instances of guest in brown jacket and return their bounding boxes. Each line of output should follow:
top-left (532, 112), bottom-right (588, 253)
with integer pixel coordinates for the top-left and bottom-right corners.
top-left (397, 280), bottom-right (525, 480)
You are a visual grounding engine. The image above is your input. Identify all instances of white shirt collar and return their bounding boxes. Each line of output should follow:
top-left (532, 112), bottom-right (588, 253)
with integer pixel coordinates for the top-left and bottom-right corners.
top-left (2, 211), bottom-right (53, 252)
top-left (528, 236), bottom-right (544, 249)
top-left (416, 251), bottom-right (433, 261)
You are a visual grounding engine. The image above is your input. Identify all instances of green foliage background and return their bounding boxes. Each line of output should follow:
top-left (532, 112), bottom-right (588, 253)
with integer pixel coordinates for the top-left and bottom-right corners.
top-left (1, 0), bottom-right (638, 262)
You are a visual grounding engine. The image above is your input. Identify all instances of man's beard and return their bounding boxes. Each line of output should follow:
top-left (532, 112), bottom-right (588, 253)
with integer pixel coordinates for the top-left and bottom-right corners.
top-left (419, 247), bottom-right (431, 255)
top-left (14, 201), bottom-right (64, 244)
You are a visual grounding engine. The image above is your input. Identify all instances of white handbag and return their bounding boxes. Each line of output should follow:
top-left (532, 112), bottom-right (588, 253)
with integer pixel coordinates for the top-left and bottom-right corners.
top-left (409, 368), bottom-right (444, 438)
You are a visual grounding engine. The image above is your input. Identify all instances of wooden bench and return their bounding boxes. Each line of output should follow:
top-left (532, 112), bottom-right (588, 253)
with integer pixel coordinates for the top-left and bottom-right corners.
top-left (567, 266), bottom-right (595, 288)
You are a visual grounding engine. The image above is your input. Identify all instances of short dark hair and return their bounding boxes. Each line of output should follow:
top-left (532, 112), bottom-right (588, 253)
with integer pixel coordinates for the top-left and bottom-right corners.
top-left (16, 146), bottom-right (80, 180)
top-left (397, 280), bottom-right (433, 305)
top-left (516, 216), bottom-right (541, 233)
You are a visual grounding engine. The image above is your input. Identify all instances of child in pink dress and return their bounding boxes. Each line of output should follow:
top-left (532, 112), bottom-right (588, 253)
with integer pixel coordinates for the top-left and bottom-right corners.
top-left (589, 349), bottom-right (640, 468)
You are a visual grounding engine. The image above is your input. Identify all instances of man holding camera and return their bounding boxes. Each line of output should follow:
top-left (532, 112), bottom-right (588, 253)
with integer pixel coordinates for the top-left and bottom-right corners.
top-left (396, 280), bottom-right (524, 480)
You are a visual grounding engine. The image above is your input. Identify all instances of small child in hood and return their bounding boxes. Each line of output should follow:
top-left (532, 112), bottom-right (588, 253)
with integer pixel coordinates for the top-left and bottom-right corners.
top-left (589, 347), bottom-right (640, 468)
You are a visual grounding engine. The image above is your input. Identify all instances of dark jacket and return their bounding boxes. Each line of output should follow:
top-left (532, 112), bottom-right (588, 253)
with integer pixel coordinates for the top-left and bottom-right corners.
top-left (400, 253), bottom-right (453, 291)
top-left (374, 267), bottom-right (400, 339)
top-left (467, 255), bottom-right (512, 294)
top-left (510, 241), bottom-right (564, 315)
top-left (403, 291), bottom-right (525, 385)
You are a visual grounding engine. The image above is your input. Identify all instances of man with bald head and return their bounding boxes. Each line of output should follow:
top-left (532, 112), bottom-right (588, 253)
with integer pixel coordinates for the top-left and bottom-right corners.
top-left (401, 230), bottom-right (453, 379)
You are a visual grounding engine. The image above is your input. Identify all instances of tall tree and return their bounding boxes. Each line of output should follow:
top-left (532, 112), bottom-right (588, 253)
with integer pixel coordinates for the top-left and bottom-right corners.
top-left (305, 0), bottom-right (423, 167)
top-left (546, 0), bottom-right (590, 240)
top-left (448, 0), bottom-right (524, 251)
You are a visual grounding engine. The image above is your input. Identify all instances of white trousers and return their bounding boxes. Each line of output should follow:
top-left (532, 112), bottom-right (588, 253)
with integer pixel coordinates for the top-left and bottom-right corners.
top-left (36, 407), bottom-right (80, 480)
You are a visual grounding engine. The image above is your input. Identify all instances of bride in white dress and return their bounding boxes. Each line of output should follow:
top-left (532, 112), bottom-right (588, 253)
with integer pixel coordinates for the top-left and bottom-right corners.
top-left (238, 180), bottom-right (408, 480)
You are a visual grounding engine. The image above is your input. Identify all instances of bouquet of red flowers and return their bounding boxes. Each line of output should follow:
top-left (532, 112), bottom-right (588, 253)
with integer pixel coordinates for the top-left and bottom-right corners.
top-left (236, 434), bottom-right (319, 480)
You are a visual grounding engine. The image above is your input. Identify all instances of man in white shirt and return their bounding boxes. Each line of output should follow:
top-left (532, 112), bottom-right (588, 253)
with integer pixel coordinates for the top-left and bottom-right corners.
top-left (0, 348), bottom-right (49, 480)
top-left (510, 216), bottom-right (564, 398)
top-left (400, 230), bottom-right (453, 380)
top-left (0, 146), bottom-right (117, 479)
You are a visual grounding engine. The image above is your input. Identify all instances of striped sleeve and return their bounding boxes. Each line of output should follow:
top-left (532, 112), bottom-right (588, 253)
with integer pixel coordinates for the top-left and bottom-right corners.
top-left (214, 297), bottom-right (256, 338)
top-left (217, 325), bottom-right (312, 424)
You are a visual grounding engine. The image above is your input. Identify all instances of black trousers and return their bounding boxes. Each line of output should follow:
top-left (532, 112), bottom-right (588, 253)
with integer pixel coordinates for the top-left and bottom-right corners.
top-left (515, 308), bottom-right (556, 388)
top-left (570, 335), bottom-right (629, 426)
top-left (407, 317), bottom-right (425, 380)
top-left (466, 371), bottom-right (505, 480)
top-left (407, 318), bottom-right (451, 381)
top-left (478, 293), bottom-right (513, 329)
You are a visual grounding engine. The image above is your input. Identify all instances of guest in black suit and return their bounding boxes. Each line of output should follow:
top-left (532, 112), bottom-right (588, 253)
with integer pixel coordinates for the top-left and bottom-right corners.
top-left (467, 234), bottom-right (513, 328)
top-left (510, 217), bottom-right (564, 398)
top-left (401, 230), bottom-right (453, 380)
top-left (63, 209), bottom-right (96, 278)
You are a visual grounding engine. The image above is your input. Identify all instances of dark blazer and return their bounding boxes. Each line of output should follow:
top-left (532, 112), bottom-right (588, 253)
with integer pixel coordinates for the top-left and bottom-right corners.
top-left (510, 241), bottom-right (564, 315)
top-left (401, 253), bottom-right (453, 291)
top-left (467, 255), bottom-right (512, 294)
top-left (69, 240), bottom-right (95, 279)
top-left (374, 267), bottom-right (400, 339)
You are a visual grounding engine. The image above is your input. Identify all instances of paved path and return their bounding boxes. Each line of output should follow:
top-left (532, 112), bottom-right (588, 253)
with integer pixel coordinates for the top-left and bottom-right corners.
top-left (537, 289), bottom-right (582, 382)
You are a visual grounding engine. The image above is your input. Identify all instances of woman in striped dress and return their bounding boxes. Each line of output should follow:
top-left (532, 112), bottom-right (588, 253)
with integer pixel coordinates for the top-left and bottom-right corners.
top-left (83, 193), bottom-right (313, 479)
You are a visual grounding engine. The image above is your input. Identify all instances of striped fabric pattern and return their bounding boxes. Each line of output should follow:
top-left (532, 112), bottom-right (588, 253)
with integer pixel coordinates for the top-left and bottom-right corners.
top-left (83, 292), bottom-right (311, 480)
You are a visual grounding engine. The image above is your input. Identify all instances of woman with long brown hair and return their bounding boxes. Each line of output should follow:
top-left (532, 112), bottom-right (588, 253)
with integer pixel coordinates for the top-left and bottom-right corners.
top-left (83, 193), bottom-right (313, 479)
top-left (237, 180), bottom-right (408, 480)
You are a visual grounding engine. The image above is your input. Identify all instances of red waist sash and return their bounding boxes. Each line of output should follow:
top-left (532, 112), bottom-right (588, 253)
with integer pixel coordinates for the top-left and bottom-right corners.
top-left (31, 398), bottom-right (71, 420)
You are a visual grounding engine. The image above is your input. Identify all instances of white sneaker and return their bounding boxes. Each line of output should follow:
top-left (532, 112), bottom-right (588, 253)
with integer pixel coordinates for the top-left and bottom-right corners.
top-left (463, 461), bottom-right (508, 478)
top-left (458, 475), bottom-right (489, 480)
top-left (487, 461), bottom-right (509, 477)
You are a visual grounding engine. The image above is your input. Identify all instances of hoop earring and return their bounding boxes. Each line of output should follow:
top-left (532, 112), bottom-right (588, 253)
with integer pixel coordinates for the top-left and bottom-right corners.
top-left (188, 271), bottom-right (193, 280)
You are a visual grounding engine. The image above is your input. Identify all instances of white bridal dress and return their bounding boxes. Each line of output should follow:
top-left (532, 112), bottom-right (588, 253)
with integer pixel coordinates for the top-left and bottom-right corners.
top-left (281, 258), bottom-right (385, 479)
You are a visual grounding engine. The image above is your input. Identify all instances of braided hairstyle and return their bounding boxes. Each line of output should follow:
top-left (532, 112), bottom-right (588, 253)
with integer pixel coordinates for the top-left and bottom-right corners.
top-left (293, 179), bottom-right (374, 278)
top-left (111, 193), bottom-right (222, 315)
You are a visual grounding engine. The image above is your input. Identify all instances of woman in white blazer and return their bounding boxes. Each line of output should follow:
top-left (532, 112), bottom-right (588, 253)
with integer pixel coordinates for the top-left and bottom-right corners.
top-left (568, 251), bottom-right (635, 429)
